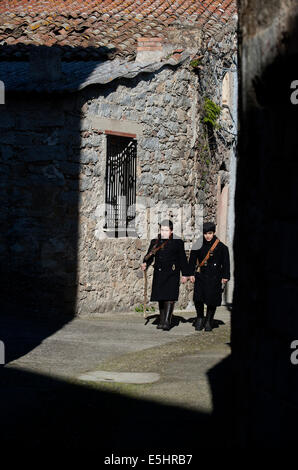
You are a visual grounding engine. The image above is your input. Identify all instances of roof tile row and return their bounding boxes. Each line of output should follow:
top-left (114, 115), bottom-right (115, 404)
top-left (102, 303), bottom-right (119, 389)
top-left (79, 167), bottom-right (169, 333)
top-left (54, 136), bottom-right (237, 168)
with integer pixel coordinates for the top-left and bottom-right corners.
top-left (0, 0), bottom-right (237, 60)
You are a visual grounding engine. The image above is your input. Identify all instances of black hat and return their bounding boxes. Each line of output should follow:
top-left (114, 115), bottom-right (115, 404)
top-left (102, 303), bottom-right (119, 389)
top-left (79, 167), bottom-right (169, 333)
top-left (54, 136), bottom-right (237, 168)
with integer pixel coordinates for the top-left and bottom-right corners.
top-left (159, 219), bottom-right (173, 230)
top-left (203, 222), bottom-right (216, 234)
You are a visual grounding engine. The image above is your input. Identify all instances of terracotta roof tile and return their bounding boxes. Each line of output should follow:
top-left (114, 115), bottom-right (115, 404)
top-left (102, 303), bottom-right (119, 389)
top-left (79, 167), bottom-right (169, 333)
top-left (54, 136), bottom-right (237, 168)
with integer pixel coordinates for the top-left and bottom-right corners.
top-left (0, 0), bottom-right (237, 60)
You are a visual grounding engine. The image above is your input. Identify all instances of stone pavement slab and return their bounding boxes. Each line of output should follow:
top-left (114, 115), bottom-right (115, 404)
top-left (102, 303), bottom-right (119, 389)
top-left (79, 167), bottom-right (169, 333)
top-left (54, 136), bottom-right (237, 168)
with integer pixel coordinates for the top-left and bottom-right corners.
top-left (0, 306), bottom-right (232, 451)
top-left (78, 370), bottom-right (161, 384)
top-left (5, 307), bottom-right (230, 385)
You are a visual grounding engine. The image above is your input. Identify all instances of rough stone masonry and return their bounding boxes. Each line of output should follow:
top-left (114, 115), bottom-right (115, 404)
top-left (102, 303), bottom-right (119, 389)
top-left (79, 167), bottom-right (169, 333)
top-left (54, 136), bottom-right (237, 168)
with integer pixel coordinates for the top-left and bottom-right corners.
top-left (0, 20), bottom-right (237, 316)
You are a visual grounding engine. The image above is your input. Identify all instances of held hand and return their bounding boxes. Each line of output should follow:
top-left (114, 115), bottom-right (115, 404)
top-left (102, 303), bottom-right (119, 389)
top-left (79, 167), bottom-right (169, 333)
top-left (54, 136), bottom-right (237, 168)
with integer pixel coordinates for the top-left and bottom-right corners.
top-left (190, 276), bottom-right (195, 283)
top-left (222, 278), bottom-right (228, 283)
top-left (181, 276), bottom-right (188, 284)
top-left (141, 263), bottom-right (147, 271)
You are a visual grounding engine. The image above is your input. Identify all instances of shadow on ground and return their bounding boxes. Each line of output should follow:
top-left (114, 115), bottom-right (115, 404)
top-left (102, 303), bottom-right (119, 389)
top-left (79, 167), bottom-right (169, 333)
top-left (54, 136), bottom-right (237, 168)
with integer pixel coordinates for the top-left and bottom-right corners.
top-left (145, 314), bottom-right (225, 330)
top-left (0, 310), bottom-right (234, 453)
top-left (0, 312), bottom-right (74, 364)
top-left (0, 363), bottom-right (234, 454)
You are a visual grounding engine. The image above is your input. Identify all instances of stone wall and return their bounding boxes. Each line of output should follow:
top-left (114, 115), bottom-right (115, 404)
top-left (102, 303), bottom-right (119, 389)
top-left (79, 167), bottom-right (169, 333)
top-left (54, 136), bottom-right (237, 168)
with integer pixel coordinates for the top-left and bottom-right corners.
top-left (0, 94), bottom-right (81, 317)
top-left (76, 41), bottom-right (240, 314)
top-left (198, 21), bottom-right (238, 305)
top-left (1, 21), bottom-right (238, 316)
top-left (184, 19), bottom-right (238, 306)
top-left (1, 63), bottom-right (199, 315)
top-left (193, 21), bottom-right (237, 224)
top-left (76, 65), bottom-right (199, 313)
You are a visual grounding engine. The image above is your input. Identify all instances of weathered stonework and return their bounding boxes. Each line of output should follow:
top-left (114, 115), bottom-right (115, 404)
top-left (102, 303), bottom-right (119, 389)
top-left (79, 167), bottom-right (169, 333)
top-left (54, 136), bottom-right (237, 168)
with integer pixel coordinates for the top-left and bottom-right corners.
top-left (1, 63), bottom-right (199, 314)
top-left (75, 65), bottom-right (200, 313)
top-left (193, 22), bottom-right (238, 223)
top-left (190, 20), bottom-right (238, 305)
top-left (0, 17), bottom-right (237, 316)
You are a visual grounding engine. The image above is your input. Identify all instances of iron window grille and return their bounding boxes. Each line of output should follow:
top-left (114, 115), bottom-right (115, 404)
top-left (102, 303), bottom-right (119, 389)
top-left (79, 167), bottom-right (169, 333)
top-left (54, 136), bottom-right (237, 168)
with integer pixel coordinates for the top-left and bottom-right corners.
top-left (104, 134), bottom-right (137, 237)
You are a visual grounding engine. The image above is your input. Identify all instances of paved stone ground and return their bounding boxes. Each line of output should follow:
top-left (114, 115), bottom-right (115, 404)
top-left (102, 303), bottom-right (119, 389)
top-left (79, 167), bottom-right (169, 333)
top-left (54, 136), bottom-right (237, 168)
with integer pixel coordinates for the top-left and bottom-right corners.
top-left (0, 306), bottom-right (233, 452)
top-left (4, 307), bottom-right (230, 409)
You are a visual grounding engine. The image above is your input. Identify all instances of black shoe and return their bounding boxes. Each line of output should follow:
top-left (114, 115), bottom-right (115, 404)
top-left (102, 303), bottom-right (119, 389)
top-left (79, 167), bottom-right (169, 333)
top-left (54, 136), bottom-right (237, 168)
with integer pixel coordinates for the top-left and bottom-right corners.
top-left (194, 302), bottom-right (205, 330)
top-left (204, 308), bottom-right (215, 331)
top-left (195, 317), bottom-right (205, 331)
top-left (157, 302), bottom-right (165, 329)
top-left (157, 311), bottom-right (164, 329)
top-left (162, 301), bottom-right (174, 331)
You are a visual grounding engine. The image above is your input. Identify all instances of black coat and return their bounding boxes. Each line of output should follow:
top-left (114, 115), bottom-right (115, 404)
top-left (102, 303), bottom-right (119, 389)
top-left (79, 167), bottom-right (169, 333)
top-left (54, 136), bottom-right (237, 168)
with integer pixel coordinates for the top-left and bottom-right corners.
top-left (188, 235), bottom-right (230, 306)
top-left (143, 235), bottom-right (189, 301)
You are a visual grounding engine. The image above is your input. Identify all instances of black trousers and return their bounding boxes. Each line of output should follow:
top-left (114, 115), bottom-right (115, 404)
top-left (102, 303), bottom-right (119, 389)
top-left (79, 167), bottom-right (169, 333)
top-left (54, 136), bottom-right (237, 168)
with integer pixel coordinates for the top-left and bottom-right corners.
top-left (194, 301), bottom-right (216, 317)
top-left (159, 300), bottom-right (175, 308)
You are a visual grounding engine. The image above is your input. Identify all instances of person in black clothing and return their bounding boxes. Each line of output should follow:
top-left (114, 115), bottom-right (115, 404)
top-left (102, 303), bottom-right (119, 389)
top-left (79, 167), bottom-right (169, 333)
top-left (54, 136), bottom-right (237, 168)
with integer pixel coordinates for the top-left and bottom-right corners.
top-left (188, 222), bottom-right (230, 332)
top-left (141, 220), bottom-right (188, 331)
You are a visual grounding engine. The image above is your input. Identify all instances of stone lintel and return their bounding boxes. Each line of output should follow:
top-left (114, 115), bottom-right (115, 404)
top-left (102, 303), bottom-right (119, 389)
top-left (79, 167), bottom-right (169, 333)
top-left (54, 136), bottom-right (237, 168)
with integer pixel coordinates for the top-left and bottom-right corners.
top-left (90, 116), bottom-right (143, 138)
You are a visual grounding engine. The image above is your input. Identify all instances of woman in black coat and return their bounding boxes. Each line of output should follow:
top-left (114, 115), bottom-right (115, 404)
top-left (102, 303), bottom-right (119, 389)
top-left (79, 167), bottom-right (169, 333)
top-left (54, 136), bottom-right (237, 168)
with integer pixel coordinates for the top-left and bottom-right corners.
top-left (141, 220), bottom-right (188, 330)
top-left (188, 222), bottom-right (230, 332)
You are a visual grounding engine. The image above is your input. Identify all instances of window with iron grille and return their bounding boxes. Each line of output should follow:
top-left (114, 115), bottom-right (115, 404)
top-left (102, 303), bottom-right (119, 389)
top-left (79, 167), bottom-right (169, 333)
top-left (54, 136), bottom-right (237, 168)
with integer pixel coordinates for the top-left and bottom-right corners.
top-left (104, 134), bottom-right (137, 237)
